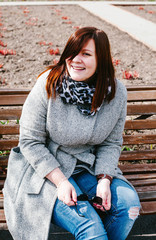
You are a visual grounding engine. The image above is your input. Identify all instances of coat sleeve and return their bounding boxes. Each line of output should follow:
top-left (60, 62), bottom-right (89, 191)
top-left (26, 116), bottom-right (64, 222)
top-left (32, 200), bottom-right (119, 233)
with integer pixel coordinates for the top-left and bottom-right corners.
top-left (94, 90), bottom-right (127, 177)
top-left (19, 71), bottom-right (60, 179)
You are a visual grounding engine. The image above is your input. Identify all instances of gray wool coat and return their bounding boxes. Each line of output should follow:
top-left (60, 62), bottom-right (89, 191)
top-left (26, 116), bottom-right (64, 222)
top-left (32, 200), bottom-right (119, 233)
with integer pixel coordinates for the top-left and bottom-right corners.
top-left (3, 70), bottom-right (128, 240)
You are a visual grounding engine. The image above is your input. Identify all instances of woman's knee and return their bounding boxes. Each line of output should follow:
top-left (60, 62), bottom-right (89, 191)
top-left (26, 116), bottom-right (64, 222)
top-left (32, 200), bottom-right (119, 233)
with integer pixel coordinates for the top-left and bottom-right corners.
top-left (75, 219), bottom-right (108, 240)
top-left (111, 180), bottom-right (140, 220)
top-left (121, 187), bottom-right (140, 219)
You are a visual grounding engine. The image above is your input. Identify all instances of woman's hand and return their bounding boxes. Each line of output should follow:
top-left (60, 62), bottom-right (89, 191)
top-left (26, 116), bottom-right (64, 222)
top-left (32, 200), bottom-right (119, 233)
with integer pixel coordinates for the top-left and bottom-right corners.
top-left (46, 168), bottom-right (77, 206)
top-left (96, 179), bottom-right (111, 211)
top-left (57, 179), bottom-right (77, 206)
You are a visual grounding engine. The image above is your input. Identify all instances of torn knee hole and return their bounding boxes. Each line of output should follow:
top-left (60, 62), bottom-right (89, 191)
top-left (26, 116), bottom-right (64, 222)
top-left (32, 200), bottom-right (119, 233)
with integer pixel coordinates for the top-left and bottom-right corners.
top-left (128, 207), bottom-right (139, 220)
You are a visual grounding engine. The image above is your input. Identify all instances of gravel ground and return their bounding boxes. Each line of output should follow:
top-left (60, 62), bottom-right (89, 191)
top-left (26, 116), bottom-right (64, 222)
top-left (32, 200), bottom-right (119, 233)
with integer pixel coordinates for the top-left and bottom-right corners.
top-left (0, 4), bottom-right (156, 89)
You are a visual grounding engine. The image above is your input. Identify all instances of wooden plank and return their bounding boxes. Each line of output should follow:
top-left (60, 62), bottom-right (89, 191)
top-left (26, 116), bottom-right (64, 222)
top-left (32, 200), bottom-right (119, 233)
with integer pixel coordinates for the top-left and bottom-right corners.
top-left (138, 191), bottom-right (156, 201)
top-left (0, 125), bottom-right (19, 135)
top-left (0, 89), bottom-right (30, 95)
top-left (0, 180), bottom-right (5, 189)
top-left (0, 222), bottom-right (8, 230)
top-left (127, 104), bottom-right (156, 115)
top-left (0, 95), bottom-right (27, 106)
top-left (120, 163), bottom-right (156, 173)
top-left (0, 156), bottom-right (8, 167)
top-left (126, 86), bottom-right (156, 91)
top-left (140, 201), bottom-right (156, 215)
top-left (127, 90), bottom-right (156, 102)
top-left (130, 178), bottom-right (156, 187)
top-left (124, 173), bottom-right (156, 180)
top-left (123, 134), bottom-right (156, 145)
top-left (0, 209), bottom-right (6, 223)
top-left (125, 119), bottom-right (156, 130)
top-left (0, 198), bottom-right (3, 208)
top-left (120, 150), bottom-right (156, 161)
top-left (0, 139), bottom-right (19, 150)
top-left (0, 108), bottom-right (22, 120)
top-left (135, 185), bottom-right (156, 192)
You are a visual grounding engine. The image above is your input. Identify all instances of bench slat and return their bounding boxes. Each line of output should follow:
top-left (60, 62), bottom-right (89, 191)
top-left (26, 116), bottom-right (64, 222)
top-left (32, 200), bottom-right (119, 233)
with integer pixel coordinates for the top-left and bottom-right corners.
top-left (127, 104), bottom-right (156, 115)
top-left (130, 179), bottom-right (156, 187)
top-left (0, 139), bottom-right (19, 150)
top-left (0, 89), bottom-right (30, 95)
top-left (123, 134), bottom-right (156, 145)
top-left (127, 91), bottom-right (156, 102)
top-left (140, 201), bottom-right (156, 215)
top-left (120, 150), bottom-right (156, 161)
top-left (0, 95), bottom-right (27, 106)
top-left (138, 191), bottom-right (156, 201)
top-left (0, 125), bottom-right (19, 135)
top-left (125, 119), bottom-right (156, 129)
top-left (0, 109), bottom-right (22, 120)
top-left (0, 156), bottom-right (8, 167)
top-left (135, 185), bottom-right (156, 192)
top-left (120, 163), bottom-right (156, 173)
top-left (0, 210), bottom-right (6, 223)
top-left (126, 86), bottom-right (156, 91)
top-left (124, 173), bottom-right (156, 180)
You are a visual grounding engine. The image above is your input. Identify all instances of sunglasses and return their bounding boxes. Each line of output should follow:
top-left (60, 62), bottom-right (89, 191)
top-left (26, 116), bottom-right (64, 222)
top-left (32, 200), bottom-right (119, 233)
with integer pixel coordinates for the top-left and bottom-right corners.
top-left (74, 194), bottom-right (109, 218)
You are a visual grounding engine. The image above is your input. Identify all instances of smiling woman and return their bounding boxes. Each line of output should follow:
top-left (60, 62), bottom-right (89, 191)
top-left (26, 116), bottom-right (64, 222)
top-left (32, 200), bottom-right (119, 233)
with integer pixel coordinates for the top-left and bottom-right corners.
top-left (46, 27), bottom-right (116, 112)
top-left (66, 39), bottom-right (97, 82)
top-left (3, 27), bottom-right (140, 240)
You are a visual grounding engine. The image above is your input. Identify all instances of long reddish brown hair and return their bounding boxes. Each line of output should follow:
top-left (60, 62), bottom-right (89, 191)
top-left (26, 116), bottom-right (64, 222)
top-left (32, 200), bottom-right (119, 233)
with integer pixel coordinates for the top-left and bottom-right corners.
top-left (42, 27), bottom-right (115, 111)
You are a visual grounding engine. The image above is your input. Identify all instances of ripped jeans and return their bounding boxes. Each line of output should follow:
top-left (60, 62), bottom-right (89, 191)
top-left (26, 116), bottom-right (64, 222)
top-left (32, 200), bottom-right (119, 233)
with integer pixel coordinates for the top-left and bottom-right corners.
top-left (52, 171), bottom-right (140, 240)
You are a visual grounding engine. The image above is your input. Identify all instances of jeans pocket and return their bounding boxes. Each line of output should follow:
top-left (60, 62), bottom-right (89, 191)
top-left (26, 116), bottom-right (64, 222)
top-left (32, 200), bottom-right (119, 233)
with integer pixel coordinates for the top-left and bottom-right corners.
top-left (4, 146), bottom-right (29, 202)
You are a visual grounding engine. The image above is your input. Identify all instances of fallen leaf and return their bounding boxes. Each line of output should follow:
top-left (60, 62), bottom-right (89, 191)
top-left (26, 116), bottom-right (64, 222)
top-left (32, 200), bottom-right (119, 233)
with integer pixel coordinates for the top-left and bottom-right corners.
top-left (148, 11), bottom-right (155, 14)
top-left (49, 48), bottom-right (60, 55)
top-left (138, 7), bottom-right (144, 10)
top-left (53, 58), bottom-right (59, 64)
top-left (73, 26), bottom-right (80, 29)
top-left (62, 16), bottom-right (69, 20)
top-left (0, 49), bottom-right (16, 55)
top-left (0, 40), bottom-right (7, 47)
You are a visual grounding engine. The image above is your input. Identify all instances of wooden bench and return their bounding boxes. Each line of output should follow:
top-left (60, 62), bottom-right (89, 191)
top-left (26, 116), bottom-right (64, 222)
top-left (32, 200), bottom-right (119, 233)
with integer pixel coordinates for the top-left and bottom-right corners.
top-left (0, 86), bottom-right (156, 231)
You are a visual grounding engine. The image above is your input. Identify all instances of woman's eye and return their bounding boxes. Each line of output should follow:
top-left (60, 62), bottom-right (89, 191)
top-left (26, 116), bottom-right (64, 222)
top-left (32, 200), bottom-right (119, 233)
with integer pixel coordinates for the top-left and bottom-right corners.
top-left (83, 52), bottom-right (91, 56)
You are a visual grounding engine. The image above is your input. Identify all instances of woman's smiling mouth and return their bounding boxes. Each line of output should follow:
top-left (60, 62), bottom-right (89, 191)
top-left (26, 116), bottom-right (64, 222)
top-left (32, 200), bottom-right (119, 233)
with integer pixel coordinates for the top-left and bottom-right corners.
top-left (72, 65), bottom-right (85, 70)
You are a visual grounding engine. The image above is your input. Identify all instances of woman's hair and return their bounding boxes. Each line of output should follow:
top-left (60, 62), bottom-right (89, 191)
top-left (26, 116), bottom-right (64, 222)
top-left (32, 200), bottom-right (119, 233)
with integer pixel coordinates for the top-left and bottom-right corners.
top-left (43, 26), bottom-right (115, 111)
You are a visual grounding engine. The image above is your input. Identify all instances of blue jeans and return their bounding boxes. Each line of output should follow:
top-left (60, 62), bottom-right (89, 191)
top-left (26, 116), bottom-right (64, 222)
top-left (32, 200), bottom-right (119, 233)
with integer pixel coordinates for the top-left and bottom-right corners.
top-left (52, 171), bottom-right (140, 240)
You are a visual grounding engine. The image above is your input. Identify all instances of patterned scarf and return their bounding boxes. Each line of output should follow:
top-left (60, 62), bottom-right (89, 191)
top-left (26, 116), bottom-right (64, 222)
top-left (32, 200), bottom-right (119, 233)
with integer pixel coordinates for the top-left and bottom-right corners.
top-left (56, 76), bottom-right (109, 116)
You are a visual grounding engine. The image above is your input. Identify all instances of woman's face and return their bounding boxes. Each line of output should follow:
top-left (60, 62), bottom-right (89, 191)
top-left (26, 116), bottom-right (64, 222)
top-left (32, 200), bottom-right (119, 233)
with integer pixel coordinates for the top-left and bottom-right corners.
top-left (66, 39), bottom-right (97, 82)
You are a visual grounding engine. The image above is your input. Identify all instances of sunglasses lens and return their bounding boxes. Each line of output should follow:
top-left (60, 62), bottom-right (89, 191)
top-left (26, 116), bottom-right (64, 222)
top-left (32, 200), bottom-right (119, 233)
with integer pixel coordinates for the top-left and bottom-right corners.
top-left (93, 196), bottom-right (102, 205)
top-left (77, 194), bottom-right (89, 201)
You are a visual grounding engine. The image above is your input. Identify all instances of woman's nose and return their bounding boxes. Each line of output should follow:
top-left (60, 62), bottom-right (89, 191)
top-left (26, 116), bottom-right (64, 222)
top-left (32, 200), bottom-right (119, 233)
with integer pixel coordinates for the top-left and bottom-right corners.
top-left (72, 54), bottom-right (82, 63)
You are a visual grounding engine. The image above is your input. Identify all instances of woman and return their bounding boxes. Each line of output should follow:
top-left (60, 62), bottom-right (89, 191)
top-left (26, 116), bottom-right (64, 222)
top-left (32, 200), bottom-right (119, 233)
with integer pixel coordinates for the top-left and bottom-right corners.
top-left (3, 27), bottom-right (140, 240)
